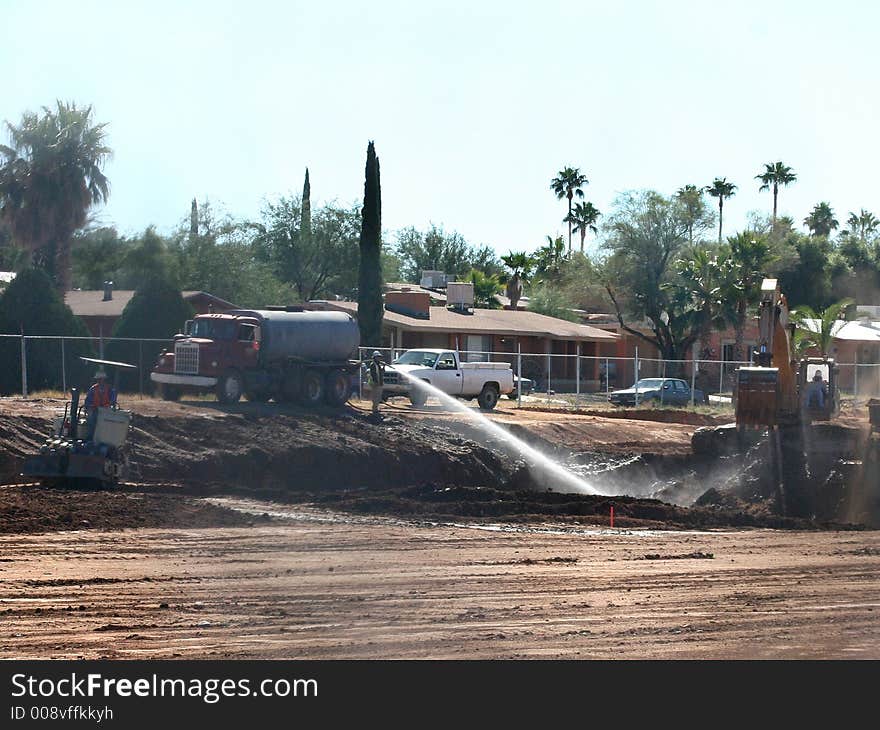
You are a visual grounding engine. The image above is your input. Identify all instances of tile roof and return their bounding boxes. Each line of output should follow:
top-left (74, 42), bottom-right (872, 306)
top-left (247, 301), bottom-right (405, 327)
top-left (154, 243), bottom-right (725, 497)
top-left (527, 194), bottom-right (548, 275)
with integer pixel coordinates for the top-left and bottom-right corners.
top-left (65, 290), bottom-right (237, 317)
top-left (801, 318), bottom-right (880, 344)
top-left (318, 301), bottom-right (616, 341)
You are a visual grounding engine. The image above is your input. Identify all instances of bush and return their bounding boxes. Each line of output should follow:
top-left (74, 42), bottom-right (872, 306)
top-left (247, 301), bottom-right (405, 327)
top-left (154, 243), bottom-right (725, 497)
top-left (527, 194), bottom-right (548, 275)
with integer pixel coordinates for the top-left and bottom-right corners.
top-left (105, 276), bottom-right (194, 391)
top-left (0, 268), bottom-right (93, 394)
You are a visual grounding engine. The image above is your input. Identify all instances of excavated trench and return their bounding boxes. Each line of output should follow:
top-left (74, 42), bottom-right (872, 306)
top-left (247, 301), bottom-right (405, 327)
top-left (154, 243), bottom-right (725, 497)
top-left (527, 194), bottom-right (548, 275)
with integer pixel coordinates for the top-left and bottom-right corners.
top-left (0, 398), bottom-right (876, 533)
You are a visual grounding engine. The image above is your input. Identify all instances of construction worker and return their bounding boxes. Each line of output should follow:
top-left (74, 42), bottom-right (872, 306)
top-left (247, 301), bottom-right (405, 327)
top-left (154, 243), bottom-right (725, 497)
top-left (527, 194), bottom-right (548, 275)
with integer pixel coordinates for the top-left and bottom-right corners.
top-left (806, 370), bottom-right (828, 410)
top-left (367, 351), bottom-right (386, 416)
top-left (84, 370), bottom-right (116, 440)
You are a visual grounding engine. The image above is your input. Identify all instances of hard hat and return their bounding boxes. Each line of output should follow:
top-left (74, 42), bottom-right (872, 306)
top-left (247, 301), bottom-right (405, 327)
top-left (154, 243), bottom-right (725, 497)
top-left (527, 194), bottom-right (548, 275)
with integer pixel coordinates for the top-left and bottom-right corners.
top-left (95, 370), bottom-right (107, 379)
top-left (372, 351), bottom-right (382, 359)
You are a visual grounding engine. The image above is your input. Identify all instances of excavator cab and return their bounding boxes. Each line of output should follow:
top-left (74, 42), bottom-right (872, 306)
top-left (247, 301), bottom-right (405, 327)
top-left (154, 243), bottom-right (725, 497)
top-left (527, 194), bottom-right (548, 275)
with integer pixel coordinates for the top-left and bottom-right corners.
top-left (734, 279), bottom-right (799, 428)
top-left (798, 357), bottom-right (839, 422)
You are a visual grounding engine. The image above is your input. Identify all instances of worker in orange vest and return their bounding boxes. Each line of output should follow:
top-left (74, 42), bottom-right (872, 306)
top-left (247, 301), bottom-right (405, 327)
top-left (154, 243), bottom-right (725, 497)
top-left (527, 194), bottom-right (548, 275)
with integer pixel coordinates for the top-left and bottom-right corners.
top-left (84, 370), bottom-right (116, 440)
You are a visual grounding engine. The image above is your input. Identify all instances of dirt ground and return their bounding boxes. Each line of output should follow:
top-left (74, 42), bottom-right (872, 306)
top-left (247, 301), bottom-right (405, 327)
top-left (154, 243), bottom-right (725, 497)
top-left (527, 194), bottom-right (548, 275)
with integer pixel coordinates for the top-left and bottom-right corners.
top-left (1, 513), bottom-right (878, 659)
top-left (0, 394), bottom-right (877, 659)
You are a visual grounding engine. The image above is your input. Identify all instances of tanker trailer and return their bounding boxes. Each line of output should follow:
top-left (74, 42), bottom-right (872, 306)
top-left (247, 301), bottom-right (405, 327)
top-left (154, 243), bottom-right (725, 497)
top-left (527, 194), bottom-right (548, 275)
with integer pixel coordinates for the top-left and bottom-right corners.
top-left (150, 307), bottom-right (361, 406)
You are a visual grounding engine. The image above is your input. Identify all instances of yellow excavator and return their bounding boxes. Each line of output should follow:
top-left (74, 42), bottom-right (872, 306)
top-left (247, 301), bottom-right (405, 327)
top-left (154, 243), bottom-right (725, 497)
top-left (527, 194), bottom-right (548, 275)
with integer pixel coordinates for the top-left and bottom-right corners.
top-left (735, 278), bottom-right (839, 428)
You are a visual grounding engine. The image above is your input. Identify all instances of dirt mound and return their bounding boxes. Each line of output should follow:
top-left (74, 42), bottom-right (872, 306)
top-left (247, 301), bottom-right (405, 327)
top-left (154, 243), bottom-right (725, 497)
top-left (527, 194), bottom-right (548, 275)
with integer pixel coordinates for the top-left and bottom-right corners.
top-left (0, 402), bottom-right (513, 496)
top-left (520, 405), bottom-right (730, 428)
top-left (0, 486), bottom-right (256, 534)
top-left (304, 482), bottom-right (834, 530)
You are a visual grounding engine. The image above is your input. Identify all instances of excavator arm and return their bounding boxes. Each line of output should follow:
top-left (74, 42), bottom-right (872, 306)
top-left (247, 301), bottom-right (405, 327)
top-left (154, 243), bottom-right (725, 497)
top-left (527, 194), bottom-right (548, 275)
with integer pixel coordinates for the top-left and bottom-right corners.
top-left (735, 279), bottom-right (799, 427)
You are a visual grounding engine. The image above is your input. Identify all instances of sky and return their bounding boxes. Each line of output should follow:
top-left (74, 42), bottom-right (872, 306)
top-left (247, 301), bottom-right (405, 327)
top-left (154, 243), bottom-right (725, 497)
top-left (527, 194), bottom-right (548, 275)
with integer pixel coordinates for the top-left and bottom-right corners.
top-left (2, 0), bottom-right (878, 257)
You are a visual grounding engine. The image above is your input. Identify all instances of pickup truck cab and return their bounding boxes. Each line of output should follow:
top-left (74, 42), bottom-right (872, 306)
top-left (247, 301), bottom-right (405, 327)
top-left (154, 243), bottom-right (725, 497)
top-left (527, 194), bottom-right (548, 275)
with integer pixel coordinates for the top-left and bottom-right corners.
top-left (381, 349), bottom-right (514, 410)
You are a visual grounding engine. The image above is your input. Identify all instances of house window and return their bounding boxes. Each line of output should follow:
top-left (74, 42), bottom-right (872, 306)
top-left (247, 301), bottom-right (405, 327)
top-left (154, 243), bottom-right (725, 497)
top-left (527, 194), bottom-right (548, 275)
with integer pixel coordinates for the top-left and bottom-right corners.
top-left (722, 343), bottom-right (736, 363)
top-left (465, 335), bottom-right (492, 362)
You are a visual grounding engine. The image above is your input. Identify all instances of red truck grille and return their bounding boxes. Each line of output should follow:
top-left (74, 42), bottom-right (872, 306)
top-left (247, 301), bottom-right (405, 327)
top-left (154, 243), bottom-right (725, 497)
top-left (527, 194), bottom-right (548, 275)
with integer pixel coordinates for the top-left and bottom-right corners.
top-left (174, 342), bottom-right (200, 375)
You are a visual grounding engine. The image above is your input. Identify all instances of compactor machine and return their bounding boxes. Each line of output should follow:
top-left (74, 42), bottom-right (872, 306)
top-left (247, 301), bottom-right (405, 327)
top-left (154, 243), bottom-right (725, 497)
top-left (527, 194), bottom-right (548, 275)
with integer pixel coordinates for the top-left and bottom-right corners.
top-left (21, 357), bottom-right (136, 487)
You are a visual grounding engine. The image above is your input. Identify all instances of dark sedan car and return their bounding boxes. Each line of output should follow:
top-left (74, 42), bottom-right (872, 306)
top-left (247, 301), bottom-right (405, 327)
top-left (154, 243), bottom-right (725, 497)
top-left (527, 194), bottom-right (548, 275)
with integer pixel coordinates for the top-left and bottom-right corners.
top-left (608, 377), bottom-right (707, 406)
top-left (508, 375), bottom-right (534, 398)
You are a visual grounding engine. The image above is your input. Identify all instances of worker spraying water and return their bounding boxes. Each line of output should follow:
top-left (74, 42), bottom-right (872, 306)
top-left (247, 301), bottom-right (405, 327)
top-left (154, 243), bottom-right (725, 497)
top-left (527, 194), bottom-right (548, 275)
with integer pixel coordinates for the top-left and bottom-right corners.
top-left (385, 361), bottom-right (601, 495)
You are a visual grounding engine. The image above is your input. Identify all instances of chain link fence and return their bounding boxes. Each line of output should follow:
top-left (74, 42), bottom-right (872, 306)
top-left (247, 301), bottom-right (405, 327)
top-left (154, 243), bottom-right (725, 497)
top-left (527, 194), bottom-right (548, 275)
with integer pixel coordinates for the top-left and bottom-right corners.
top-left (358, 346), bottom-right (880, 410)
top-left (0, 334), bottom-right (174, 397)
top-left (3, 334), bottom-right (878, 409)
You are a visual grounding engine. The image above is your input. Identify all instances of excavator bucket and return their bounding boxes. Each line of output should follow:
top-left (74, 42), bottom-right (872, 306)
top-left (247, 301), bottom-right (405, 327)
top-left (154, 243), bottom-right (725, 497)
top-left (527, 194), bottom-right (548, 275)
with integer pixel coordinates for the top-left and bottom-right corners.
top-left (735, 366), bottom-right (780, 427)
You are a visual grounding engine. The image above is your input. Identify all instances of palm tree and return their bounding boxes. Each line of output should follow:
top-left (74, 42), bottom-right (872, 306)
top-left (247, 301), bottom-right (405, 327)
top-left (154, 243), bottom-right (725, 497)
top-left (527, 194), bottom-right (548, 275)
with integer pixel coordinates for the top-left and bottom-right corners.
top-left (705, 178), bottom-right (736, 243)
top-left (564, 201), bottom-right (601, 253)
top-left (755, 161), bottom-right (797, 222)
top-left (466, 268), bottom-right (502, 309)
top-left (499, 251), bottom-right (532, 310)
top-left (845, 209), bottom-right (879, 240)
top-left (790, 298), bottom-right (854, 357)
top-left (675, 184), bottom-right (705, 246)
top-left (534, 234), bottom-right (565, 281)
top-left (726, 232), bottom-right (773, 360)
top-left (675, 247), bottom-right (736, 352)
top-left (550, 167), bottom-right (588, 255)
top-left (803, 202), bottom-right (839, 237)
top-left (0, 101), bottom-right (111, 291)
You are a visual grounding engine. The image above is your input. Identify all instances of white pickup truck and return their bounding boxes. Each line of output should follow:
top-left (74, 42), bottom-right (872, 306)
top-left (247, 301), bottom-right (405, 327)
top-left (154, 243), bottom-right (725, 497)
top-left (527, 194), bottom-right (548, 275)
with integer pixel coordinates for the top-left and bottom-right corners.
top-left (381, 349), bottom-right (514, 410)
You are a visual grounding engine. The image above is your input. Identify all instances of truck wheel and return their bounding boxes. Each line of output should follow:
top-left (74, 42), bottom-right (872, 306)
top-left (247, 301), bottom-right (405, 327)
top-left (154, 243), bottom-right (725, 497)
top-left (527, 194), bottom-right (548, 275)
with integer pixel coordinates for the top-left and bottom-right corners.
top-left (159, 383), bottom-right (181, 402)
top-left (477, 384), bottom-right (500, 410)
top-left (324, 370), bottom-right (351, 407)
top-left (299, 369), bottom-right (324, 406)
top-left (217, 370), bottom-right (244, 404)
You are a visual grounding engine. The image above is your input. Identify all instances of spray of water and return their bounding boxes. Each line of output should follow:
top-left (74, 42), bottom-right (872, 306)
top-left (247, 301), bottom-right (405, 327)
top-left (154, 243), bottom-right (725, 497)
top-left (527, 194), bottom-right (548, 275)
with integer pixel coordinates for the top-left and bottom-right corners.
top-left (390, 367), bottom-right (601, 495)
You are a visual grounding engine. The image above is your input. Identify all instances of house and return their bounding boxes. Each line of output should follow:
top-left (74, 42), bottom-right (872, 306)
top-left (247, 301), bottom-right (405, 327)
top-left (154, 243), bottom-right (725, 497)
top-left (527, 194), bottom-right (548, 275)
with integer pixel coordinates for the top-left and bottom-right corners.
top-left (310, 290), bottom-right (617, 391)
top-left (801, 309), bottom-right (880, 394)
top-left (65, 284), bottom-right (238, 339)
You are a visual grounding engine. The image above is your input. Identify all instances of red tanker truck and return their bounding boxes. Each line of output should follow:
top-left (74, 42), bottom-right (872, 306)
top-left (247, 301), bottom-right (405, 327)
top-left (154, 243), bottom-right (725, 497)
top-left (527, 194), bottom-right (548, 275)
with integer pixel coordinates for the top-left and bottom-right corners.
top-left (150, 307), bottom-right (361, 405)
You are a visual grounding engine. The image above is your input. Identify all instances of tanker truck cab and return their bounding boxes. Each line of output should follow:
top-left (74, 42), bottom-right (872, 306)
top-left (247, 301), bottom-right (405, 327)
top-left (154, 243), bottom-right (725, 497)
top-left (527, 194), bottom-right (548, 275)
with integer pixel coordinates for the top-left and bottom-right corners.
top-left (150, 309), bottom-right (359, 406)
top-left (384, 348), bottom-right (514, 410)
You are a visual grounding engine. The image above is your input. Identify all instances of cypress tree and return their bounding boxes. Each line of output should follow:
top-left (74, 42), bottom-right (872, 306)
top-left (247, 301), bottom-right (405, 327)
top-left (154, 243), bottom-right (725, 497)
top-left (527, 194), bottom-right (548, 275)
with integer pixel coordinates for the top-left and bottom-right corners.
top-left (301, 168), bottom-right (311, 246)
top-left (189, 198), bottom-right (198, 239)
top-left (357, 142), bottom-right (383, 347)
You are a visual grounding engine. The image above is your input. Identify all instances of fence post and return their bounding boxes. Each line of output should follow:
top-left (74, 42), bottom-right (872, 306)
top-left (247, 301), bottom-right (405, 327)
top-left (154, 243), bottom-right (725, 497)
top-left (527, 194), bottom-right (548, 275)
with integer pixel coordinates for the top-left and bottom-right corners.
top-left (138, 340), bottom-right (144, 395)
top-left (691, 357), bottom-right (697, 407)
top-left (634, 347), bottom-right (639, 407)
top-left (517, 342), bottom-right (522, 408)
top-left (20, 335), bottom-right (27, 397)
top-left (854, 353), bottom-right (859, 402)
top-left (61, 337), bottom-right (66, 393)
top-left (575, 343), bottom-right (581, 408)
top-left (719, 359), bottom-right (724, 395)
top-left (605, 357), bottom-right (610, 395)
top-left (661, 359), bottom-right (667, 404)
top-left (358, 347), bottom-right (363, 400)
top-left (546, 350), bottom-right (551, 402)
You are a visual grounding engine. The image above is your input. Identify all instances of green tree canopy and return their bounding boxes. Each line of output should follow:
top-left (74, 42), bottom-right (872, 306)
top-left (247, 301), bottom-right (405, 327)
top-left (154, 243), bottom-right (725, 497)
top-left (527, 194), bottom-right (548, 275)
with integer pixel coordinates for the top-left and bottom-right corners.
top-left (756, 161), bottom-right (797, 221)
top-left (357, 141), bottom-right (383, 347)
top-left (705, 178), bottom-right (736, 243)
top-left (790, 298), bottom-right (854, 357)
top-left (674, 184), bottom-right (714, 245)
top-left (393, 224), bottom-right (476, 283)
top-left (601, 191), bottom-right (709, 363)
top-left (550, 166), bottom-right (588, 255)
top-left (499, 251), bottom-right (532, 310)
top-left (466, 268), bottom-right (502, 308)
top-left (0, 267), bottom-right (92, 394)
top-left (803, 202), bottom-right (839, 237)
top-left (0, 101), bottom-right (111, 291)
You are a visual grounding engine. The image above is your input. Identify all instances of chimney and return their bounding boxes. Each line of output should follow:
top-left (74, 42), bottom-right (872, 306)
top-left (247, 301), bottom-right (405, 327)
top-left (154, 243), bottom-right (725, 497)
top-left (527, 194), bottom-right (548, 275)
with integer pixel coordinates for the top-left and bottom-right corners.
top-left (385, 291), bottom-right (430, 319)
top-left (102, 281), bottom-right (114, 301)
